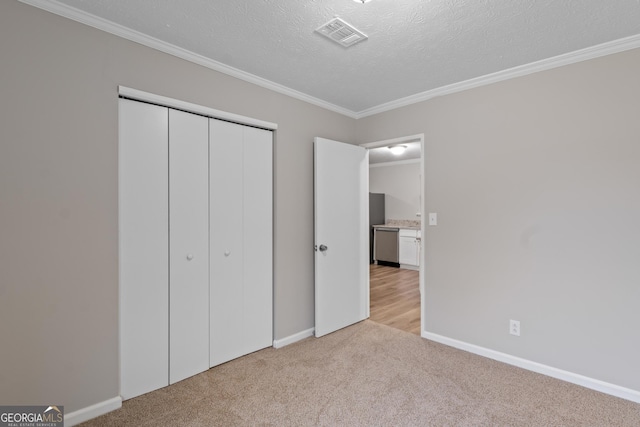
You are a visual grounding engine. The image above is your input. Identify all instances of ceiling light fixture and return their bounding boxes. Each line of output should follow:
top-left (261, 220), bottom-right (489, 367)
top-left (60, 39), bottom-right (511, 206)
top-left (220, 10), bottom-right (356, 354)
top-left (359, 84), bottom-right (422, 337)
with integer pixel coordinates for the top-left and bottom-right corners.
top-left (388, 145), bottom-right (407, 155)
top-left (353, 0), bottom-right (372, 3)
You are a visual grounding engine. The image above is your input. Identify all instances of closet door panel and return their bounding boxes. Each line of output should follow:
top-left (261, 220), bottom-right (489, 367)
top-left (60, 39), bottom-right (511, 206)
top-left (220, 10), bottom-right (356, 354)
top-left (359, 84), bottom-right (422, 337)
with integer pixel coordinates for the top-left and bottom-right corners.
top-left (243, 127), bottom-right (273, 352)
top-left (119, 99), bottom-right (169, 399)
top-left (168, 110), bottom-right (210, 384)
top-left (209, 119), bottom-right (245, 367)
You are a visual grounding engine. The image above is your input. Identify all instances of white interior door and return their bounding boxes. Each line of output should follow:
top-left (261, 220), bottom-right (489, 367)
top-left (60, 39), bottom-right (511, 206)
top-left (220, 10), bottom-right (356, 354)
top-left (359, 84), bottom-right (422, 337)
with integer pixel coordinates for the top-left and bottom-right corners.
top-left (209, 119), bottom-right (273, 367)
top-left (314, 137), bottom-right (369, 337)
top-left (209, 119), bottom-right (244, 366)
top-left (168, 109), bottom-right (210, 384)
top-left (242, 126), bottom-right (273, 353)
top-left (119, 99), bottom-right (169, 399)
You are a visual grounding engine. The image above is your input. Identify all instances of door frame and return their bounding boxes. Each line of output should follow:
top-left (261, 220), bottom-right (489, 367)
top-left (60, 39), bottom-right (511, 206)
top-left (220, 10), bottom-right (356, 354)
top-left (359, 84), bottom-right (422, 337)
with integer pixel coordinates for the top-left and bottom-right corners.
top-left (360, 134), bottom-right (425, 336)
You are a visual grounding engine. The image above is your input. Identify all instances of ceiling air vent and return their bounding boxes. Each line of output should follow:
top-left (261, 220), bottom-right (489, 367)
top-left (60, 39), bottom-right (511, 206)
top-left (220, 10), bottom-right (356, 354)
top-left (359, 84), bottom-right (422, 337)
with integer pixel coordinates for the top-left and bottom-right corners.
top-left (315, 17), bottom-right (368, 48)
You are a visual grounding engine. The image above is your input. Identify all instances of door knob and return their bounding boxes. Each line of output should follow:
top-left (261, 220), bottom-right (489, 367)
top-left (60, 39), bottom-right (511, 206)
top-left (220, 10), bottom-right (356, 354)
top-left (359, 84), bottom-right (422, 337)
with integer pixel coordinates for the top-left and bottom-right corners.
top-left (186, 254), bottom-right (194, 261)
top-left (319, 244), bottom-right (328, 252)
top-left (224, 250), bottom-right (231, 257)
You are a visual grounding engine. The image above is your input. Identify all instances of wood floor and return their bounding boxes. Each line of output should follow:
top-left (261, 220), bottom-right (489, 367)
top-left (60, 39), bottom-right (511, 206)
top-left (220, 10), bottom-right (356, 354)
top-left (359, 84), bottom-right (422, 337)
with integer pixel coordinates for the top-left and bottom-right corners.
top-left (369, 264), bottom-right (421, 335)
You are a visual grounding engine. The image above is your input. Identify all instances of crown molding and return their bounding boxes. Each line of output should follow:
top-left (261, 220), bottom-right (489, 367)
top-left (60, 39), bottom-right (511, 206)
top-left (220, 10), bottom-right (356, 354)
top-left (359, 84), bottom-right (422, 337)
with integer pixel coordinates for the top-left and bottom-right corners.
top-left (18, 0), bottom-right (359, 119)
top-left (354, 33), bottom-right (640, 118)
top-left (18, 0), bottom-right (640, 121)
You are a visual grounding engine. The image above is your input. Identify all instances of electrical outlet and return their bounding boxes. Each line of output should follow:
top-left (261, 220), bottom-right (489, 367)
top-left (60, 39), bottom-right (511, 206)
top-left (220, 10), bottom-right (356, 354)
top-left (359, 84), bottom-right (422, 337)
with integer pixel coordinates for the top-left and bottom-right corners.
top-left (509, 320), bottom-right (520, 336)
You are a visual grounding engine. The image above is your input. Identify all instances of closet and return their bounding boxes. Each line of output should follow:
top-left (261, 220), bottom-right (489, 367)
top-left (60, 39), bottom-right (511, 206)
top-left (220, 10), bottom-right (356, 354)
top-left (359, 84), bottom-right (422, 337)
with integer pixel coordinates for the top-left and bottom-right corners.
top-left (119, 97), bottom-right (273, 400)
top-left (209, 119), bottom-right (273, 367)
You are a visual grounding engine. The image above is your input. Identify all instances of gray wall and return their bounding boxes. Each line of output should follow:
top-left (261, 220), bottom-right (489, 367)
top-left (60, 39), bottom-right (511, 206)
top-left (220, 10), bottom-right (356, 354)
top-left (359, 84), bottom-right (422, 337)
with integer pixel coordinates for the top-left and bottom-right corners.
top-left (357, 48), bottom-right (640, 391)
top-left (0, 1), bottom-right (354, 412)
top-left (3, 0), bottom-right (639, 416)
top-left (369, 162), bottom-right (421, 221)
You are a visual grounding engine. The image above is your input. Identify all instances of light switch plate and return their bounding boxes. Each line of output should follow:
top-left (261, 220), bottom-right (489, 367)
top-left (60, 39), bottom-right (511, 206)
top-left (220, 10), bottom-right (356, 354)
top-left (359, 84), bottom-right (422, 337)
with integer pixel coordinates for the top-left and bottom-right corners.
top-left (429, 213), bottom-right (437, 226)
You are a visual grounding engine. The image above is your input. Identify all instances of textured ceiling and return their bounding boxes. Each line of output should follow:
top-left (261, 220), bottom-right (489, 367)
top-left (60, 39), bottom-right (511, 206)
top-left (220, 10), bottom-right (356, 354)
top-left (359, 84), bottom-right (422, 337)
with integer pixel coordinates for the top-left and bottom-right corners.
top-left (33, 0), bottom-right (640, 114)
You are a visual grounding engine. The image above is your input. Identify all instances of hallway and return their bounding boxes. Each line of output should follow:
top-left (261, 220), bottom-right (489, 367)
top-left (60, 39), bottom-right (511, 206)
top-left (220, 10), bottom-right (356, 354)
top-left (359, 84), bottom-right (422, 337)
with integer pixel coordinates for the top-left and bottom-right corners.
top-left (369, 264), bottom-right (420, 335)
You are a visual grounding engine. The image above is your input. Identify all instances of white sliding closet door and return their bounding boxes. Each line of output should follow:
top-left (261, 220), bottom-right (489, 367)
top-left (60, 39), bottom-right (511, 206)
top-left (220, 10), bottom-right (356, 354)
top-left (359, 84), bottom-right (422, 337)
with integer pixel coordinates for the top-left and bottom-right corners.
top-left (168, 110), bottom-right (210, 384)
top-left (119, 99), bottom-right (169, 399)
top-left (209, 119), bottom-right (273, 367)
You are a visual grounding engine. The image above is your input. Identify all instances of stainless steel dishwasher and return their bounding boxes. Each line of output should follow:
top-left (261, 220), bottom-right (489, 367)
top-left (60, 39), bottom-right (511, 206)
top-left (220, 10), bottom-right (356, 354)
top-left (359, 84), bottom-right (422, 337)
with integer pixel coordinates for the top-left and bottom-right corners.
top-left (374, 227), bottom-right (399, 266)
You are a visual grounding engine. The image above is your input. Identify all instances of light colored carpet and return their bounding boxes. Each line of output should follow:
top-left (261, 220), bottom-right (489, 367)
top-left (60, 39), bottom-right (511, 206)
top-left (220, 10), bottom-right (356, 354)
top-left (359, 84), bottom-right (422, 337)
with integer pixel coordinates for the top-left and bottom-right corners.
top-left (82, 320), bottom-right (640, 426)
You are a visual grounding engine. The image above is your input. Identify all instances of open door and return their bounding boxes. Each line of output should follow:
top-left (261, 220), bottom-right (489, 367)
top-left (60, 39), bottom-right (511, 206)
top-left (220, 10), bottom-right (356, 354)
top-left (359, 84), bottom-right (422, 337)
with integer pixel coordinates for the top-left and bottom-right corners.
top-left (314, 137), bottom-right (369, 337)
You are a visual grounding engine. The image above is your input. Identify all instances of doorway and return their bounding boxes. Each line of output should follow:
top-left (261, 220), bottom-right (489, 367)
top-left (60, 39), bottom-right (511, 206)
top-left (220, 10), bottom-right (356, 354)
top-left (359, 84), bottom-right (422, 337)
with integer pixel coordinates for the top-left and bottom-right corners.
top-left (360, 134), bottom-right (425, 336)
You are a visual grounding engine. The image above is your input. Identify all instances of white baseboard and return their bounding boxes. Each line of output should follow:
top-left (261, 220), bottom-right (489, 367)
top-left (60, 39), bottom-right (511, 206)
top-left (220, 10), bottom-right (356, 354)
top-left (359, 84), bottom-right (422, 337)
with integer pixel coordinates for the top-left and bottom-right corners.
top-left (64, 396), bottom-right (122, 426)
top-left (422, 331), bottom-right (640, 404)
top-left (273, 327), bottom-right (315, 349)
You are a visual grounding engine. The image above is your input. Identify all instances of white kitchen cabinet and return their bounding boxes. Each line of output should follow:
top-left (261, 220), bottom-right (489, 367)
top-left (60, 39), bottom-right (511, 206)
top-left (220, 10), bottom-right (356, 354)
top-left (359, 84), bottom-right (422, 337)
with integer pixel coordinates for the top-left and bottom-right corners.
top-left (209, 119), bottom-right (273, 368)
top-left (119, 98), bottom-right (273, 399)
top-left (398, 229), bottom-right (421, 269)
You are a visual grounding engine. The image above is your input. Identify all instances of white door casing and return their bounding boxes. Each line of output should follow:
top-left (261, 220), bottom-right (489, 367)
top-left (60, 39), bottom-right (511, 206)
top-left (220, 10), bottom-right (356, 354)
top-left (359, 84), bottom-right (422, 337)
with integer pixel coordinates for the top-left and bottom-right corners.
top-left (314, 137), bottom-right (369, 338)
top-left (360, 133), bottom-right (425, 334)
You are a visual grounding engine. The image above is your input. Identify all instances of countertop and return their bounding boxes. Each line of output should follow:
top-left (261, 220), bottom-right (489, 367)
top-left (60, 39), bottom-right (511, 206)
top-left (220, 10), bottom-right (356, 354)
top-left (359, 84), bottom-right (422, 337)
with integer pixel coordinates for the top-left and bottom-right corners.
top-left (372, 224), bottom-right (421, 231)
